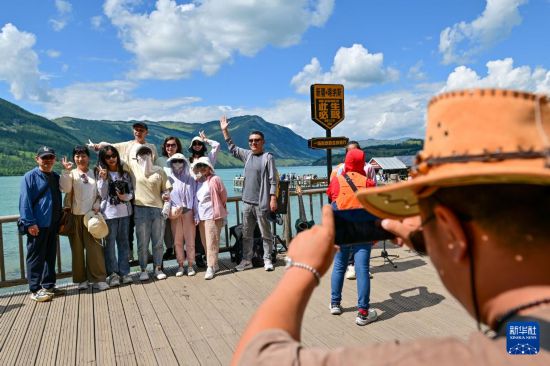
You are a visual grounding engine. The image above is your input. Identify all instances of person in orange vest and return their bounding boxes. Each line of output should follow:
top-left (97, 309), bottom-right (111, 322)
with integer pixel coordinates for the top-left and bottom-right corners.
top-left (330, 141), bottom-right (376, 280)
top-left (326, 148), bottom-right (376, 326)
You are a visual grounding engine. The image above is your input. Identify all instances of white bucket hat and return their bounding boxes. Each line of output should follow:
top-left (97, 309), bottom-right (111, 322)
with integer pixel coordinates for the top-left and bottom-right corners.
top-left (191, 156), bottom-right (215, 174)
top-left (83, 211), bottom-right (109, 239)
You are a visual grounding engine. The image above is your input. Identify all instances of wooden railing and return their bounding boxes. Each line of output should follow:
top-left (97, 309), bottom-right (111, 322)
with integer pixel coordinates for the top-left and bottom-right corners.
top-left (0, 188), bottom-right (326, 288)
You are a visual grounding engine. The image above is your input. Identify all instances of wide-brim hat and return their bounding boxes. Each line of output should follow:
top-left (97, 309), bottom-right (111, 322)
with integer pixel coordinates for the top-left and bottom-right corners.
top-left (191, 156), bottom-right (215, 174)
top-left (356, 89), bottom-right (550, 219)
top-left (188, 136), bottom-right (207, 153)
top-left (83, 211), bottom-right (109, 239)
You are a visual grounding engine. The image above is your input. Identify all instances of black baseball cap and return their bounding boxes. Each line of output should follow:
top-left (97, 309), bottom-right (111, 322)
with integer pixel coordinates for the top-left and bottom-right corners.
top-left (36, 146), bottom-right (56, 158)
top-left (132, 122), bottom-right (148, 130)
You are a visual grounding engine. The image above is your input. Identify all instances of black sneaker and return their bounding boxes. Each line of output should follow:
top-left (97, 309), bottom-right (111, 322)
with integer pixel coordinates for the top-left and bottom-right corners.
top-left (195, 255), bottom-right (206, 268)
top-left (162, 248), bottom-right (174, 260)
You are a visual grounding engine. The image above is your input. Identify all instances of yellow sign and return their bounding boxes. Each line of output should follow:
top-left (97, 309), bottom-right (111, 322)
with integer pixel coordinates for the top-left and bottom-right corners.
top-left (308, 137), bottom-right (349, 149)
top-left (310, 84), bottom-right (345, 130)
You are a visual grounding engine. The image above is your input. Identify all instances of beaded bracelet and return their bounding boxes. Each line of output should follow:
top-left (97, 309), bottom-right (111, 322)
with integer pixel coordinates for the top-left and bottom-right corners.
top-left (284, 256), bottom-right (321, 286)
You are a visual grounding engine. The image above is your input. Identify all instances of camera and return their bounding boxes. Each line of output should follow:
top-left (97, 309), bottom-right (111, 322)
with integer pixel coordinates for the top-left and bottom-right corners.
top-left (333, 208), bottom-right (395, 245)
top-left (109, 180), bottom-right (129, 198)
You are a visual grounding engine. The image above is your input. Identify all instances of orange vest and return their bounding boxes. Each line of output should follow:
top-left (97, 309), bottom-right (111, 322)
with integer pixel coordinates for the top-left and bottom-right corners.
top-left (335, 172), bottom-right (367, 209)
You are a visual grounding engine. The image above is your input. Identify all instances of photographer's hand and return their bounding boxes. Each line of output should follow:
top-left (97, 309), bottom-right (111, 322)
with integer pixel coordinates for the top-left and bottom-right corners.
top-left (381, 216), bottom-right (421, 249)
top-left (232, 205), bottom-right (336, 366)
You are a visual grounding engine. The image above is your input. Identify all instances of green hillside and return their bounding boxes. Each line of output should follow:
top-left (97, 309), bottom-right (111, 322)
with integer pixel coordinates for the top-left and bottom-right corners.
top-left (0, 99), bottom-right (80, 175)
top-left (311, 138), bottom-right (424, 165)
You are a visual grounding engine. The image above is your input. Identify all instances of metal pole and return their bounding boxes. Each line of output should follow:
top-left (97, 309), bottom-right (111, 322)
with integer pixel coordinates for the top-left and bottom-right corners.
top-left (326, 129), bottom-right (332, 179)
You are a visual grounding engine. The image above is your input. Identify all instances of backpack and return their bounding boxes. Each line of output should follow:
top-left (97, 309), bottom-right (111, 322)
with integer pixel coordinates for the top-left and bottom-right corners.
top-left (229, 224), bottom-right (276, 267)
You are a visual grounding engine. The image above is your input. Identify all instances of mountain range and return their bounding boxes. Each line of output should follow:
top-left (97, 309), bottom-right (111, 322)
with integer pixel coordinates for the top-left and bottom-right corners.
top-left (0, 97), bottom-right (423, 176)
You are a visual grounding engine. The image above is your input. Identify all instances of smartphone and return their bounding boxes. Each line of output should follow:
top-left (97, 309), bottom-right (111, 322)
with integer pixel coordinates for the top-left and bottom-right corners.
top-left (333, 208), bottom-right (395, 245)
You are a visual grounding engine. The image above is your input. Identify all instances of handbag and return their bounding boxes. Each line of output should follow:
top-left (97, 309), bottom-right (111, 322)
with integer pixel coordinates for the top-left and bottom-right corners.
top-left (58, 189), bottom-right (75, 236)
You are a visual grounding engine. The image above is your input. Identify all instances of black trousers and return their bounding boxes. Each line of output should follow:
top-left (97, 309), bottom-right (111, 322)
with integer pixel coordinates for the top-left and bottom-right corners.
top-left (26, 227), bottom-right (57, 293)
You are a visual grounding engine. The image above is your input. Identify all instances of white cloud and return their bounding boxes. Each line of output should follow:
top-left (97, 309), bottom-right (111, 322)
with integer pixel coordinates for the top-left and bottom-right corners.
top-left (439, 0), bottom-right (528, 64)
top-left (55, 0), bottom-right (72, 15)
top-left (0, 23), bottom-right (49, 101)
top-left (50, 0), bottom-right (73, 31)
top-left (90, 15), bottom-right (104, 30)
top-left (290, 44), bottom-right (399, 94)
top-left (103, 0), bottom-right (334, 80)
top-left (42, 80), bottom-right (201, 120)
top-left (443, 58), bottom-right (550, 94)
top-left (46, 49), bottom-right (61, 58)
top-left (407, 61), bottom-right (427, 81)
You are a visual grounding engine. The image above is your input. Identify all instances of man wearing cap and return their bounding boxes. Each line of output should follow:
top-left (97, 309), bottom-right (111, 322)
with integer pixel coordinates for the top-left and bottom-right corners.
top-left (19, 146), bottom-right (63, 302)
top-left (220, 115), bottom-right (278, 272)
top-left (90, 122), bottom-right (159, 261)
top-left (231, 89), bottom-right (550, 365)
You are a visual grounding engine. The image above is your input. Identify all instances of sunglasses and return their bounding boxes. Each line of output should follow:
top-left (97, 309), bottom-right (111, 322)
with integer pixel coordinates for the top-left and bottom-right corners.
top-left (40, 155), bottom-right (55, 160)
top-left (80, 174), bottom-right (89, 184)
top-left (195, 164), bottom-right (208, 169)
top-left (105, 154), bottom-right (117, 160)
top-left (248, 138), bottom-right (262, 144)
top-left (171, 160), bottom-right (184, 164)
top-left (165, 143), bottom-right (177, 148)
top-left (192, 141), bottom-right (204, 146)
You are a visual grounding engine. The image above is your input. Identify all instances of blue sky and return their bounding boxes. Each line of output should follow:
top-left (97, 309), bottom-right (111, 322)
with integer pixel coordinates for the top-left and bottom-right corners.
top-left (1, 0), bottom-right (549, 139)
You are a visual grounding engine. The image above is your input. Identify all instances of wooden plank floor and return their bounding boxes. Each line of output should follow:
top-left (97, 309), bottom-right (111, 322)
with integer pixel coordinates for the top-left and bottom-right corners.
top-left (0, 244), bottom-right (476, 365)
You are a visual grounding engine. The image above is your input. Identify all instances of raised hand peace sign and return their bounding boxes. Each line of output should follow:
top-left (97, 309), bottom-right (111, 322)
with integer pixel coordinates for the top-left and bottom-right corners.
top-left (61, 156), bottom-right (74, 170)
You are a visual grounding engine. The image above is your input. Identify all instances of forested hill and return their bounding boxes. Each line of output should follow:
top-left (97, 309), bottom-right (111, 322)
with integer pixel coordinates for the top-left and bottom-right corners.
top-left (0, 98), bottom-right (324, 175)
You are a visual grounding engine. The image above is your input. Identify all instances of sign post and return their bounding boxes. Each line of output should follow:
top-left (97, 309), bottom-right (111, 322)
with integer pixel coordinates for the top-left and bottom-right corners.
top-left (310, 84), bottom-right (345, 180)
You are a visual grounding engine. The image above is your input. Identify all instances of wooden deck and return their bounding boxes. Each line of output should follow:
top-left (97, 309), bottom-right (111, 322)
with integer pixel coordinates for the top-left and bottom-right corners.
top-left (0, 244), bottom-right (476, 365)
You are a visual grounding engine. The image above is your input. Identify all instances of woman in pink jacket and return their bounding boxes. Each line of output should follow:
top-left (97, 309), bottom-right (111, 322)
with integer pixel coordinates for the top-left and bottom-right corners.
top-left (192, 157), bottom-right (227, 280)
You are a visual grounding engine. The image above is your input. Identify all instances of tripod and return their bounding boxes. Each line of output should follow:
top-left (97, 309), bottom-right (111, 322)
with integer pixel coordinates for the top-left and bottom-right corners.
top-left (271, 220), bottom-right (287, 256)
top-left (371, 240), bottom-right (399, 268)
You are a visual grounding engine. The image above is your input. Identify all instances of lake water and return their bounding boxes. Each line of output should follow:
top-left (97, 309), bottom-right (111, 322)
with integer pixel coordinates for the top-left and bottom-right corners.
top-left (0, 165), bottom-right (327, 286)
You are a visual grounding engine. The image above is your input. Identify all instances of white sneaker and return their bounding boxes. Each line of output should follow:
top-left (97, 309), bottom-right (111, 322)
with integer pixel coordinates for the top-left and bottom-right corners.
top-left (30, 288), bottom-right (53, 302)
top-left (204, 267), bottom-right (215, 280)
top-left (139, 270), bottom-right (149, 281)
top-left (329, 303), bottom-right (343, 315)
top-left (356, 308), bottom-right (378, 326)
top-left (345, 265), bottom-right (356, 280)
top-left (93, 281), bottom-right (110, 291)
top-left (264, 259), bottom-right (274, 271)
top-left (187, 266), bottom-right (196, 277)
top-left (175, 266), bottom-right (185, 277)
top-left (122, 275), bottom-right (133, 284)
top-left (109, 273), bottom-right (120, 287)
top-left (155, 269), bottom-right (167, 280)
top-left (78, 281), bottom-right (89, 290)
top-left (235, 259), bottom-right (252, 272)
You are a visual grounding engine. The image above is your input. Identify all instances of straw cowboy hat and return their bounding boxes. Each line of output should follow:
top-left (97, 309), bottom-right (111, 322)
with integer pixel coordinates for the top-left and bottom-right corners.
top-left (83, 211), bottom-right (109, 239)
top-left (191, 156), bottom-right (215, 174)
top-left (356, 89), bottom-right (550, 219)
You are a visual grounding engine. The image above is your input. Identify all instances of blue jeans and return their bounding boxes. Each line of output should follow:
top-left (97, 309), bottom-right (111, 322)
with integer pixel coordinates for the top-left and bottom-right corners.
top-left (105, 216), bottom-right (130, 276)
top-left (134, 206), bottom-right (165, 270)
top-left (330, 243), bottom-right (372, 310)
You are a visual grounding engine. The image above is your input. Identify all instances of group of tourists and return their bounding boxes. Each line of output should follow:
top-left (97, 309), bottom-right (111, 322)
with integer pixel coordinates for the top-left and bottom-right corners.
top-left (19, 116), bottom-right (280, 302)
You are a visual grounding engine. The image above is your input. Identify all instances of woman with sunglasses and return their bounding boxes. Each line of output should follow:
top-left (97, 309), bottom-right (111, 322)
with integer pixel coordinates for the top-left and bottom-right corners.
top-left (192, 157), bottom-right (227, 280)
top-left (157, 136), bottom-right (183, 260)
top-left (60, 146), bottom-right (109, 291)
top-left (96, 146), bottom-right (134, 287)
top-left (188, 131), bottom-right (220, 170)
top-left (166, 153), bottom-right (197, 276)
